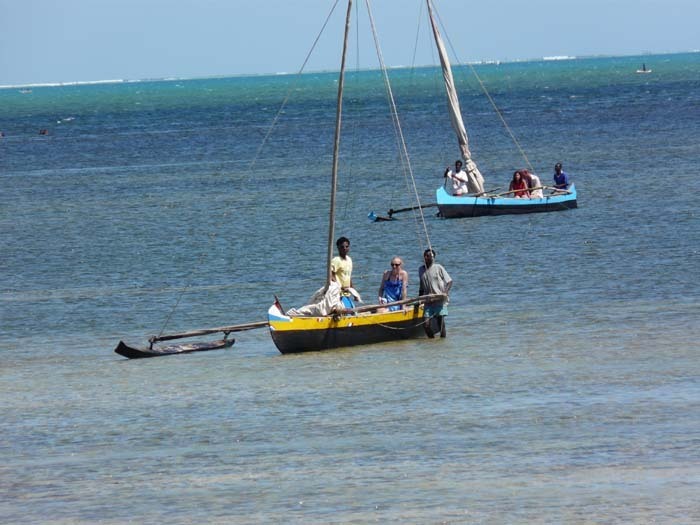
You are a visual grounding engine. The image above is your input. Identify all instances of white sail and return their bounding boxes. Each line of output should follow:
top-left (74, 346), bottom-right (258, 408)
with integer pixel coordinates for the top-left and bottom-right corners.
top-left (427, 0), bottom-right (485, 194)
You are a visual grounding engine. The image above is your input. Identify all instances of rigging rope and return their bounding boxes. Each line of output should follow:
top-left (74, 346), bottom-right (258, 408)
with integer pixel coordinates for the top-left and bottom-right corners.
top-left (409, 1), bottom-right (425, 73)
top-left (4, 272), bottom-right (384, 303)
top-left (245, 0), bottom-right (344, 178)
top-left (338, 0), bottom-right (362, 221)
top-left (157, 0), bottom-right (345, 335)
top-left (365, 0), bottom-right (432, 255)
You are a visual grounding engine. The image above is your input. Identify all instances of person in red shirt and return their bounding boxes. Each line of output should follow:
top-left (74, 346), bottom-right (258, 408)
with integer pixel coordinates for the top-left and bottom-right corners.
top-left (509, 170), bottom-right (530, 198)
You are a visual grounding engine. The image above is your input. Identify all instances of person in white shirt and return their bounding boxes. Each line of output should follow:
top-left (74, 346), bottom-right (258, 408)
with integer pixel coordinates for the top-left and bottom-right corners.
top-left (444, 160), bottom-right (470, 196)
top-left (521, 169), bottom-right (543, 198)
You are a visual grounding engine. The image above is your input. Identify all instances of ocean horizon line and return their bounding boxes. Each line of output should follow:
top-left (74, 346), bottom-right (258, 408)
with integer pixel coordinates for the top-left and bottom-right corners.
top-left (2, 49), bottom-right (697, 91)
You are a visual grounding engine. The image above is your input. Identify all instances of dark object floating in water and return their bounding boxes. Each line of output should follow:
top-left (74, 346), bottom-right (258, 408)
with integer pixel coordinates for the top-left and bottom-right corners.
top-left (114, 338), bottom-right (234, 359)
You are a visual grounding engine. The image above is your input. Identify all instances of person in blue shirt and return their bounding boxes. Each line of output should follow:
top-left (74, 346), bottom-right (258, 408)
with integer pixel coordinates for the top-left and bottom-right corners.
top-left (553, 162), bottom-right (570, 191)
top-left (377, 257), bottom-right (408, 311)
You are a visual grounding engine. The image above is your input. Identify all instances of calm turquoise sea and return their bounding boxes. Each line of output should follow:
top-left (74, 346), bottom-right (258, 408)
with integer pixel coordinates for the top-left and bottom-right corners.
top-left (2, 53), bottom-right (700, 523)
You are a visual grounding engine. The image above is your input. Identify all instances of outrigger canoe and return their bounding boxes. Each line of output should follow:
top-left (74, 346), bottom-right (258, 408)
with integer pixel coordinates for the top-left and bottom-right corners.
top-left (265, 1), bottom-right (448, 355)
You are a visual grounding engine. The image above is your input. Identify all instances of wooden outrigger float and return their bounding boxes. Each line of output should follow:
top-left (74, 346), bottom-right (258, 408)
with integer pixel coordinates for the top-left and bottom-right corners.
top-left (115, 320), bottom-right (268, 359)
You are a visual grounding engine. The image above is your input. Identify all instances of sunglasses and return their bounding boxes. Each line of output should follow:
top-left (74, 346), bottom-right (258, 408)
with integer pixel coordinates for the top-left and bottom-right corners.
top-left (391, 263), bottom-right (401, 267)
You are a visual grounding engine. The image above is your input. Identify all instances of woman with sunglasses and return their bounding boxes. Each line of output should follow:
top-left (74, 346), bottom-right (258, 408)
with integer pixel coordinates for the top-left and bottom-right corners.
top-left (378, 257), bottom-right (408, 311)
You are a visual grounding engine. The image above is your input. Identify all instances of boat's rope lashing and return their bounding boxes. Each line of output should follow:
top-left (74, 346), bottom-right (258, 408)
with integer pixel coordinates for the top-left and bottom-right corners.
top-left (377, 318), bottom-right (432, 331)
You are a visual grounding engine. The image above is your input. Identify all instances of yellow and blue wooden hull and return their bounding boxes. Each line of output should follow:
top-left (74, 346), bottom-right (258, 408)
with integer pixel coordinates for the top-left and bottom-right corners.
top-left (267, 303), bottom-right (428, 354)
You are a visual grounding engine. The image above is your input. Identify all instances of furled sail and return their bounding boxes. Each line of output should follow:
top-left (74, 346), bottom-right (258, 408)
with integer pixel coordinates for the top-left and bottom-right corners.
top-left (427, 0), bottom-right (485, 194)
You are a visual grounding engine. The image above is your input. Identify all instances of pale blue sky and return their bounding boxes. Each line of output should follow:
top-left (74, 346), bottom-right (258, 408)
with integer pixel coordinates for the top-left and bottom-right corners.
top-left (1, 0), bottom-right (698, 85)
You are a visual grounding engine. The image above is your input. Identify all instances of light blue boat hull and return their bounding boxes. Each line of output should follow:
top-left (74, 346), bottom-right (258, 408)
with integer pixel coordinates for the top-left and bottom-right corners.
top-left (436, 184), bottom-right (577, 218)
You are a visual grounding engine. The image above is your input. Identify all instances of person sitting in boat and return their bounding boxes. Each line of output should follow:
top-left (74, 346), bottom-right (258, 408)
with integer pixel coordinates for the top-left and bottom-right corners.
top-left (444, 160), bottom-right (470, 196)
top-left (331, 236), bottom-right (357, 310)
top-left (419, 249), bottom-right (452, 338)
top-left (378, 257), bottom-right (408, 311)
top-left (520, 169), bottom-right (543, 198)
top-left (509, 170), bottom-right (530, 198)
top-left (286, 280), bottom-right (344, 317)
top-left (553, 162), bottom-right (570, 192)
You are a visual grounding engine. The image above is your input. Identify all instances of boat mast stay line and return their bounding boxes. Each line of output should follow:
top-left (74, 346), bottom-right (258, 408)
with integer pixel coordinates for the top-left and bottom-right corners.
top-left (245, 0), bottom-right (343, 181)
top-left (431, 2), bottom-right (534, 173)
top-left (365, 0), bottom-right (433, 253)
top-left (119, 0), bottom-right (348, 349)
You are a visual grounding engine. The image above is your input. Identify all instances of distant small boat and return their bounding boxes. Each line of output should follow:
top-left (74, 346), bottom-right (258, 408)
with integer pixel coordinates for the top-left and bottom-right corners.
top-left (18, 88), bottom-right (32, 94)
top-left (636, 63), bottom-right (652, 74)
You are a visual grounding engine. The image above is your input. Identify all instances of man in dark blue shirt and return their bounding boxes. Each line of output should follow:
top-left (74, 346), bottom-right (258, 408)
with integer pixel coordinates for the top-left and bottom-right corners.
top-left (553, 162), bottom-right (570, 190)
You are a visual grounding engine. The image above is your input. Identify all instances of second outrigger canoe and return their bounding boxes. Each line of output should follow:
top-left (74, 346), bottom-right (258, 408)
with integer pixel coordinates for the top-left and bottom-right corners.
top-left (436, 184), bottom-right (577, 218)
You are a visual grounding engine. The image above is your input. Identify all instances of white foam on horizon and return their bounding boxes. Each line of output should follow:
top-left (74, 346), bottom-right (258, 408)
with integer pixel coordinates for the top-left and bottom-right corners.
top-left (543, 55), bottom-right (577, 61)
top-left (1, 51), bottom-right (693, 90)
top-left (0, 79), bottom-right (127, 90)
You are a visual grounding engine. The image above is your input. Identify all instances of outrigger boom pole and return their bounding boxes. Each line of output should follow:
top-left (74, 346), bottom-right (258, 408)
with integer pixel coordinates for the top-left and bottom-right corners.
top-left (149, 320), bottom-right (268, 344)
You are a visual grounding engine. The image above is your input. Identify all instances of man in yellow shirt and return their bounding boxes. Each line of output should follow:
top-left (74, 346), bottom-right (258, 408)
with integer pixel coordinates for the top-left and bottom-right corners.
top-left (331, 236), bottom-right (354, 308)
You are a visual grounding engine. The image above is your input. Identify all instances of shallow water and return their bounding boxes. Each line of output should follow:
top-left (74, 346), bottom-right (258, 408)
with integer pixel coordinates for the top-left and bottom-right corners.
top-left (2, 52), bottom-right (700, 523)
